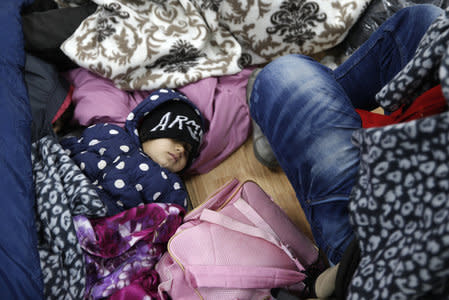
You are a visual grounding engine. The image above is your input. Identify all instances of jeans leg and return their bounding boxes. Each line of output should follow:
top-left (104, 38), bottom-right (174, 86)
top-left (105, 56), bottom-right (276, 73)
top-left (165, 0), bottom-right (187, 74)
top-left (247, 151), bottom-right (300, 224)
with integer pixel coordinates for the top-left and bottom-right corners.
top-left (249, 4), bottom-right (443, 264)
top-left (335, 4), bottom-right (443, 110)
top-left (250, 54), bottom-right (360, 264)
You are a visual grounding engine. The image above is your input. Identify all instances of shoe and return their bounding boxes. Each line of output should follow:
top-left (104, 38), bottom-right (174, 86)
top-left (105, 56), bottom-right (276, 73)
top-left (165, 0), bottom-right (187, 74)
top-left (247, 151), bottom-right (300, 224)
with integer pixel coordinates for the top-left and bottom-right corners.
top-left (314, 264), bottom-right (339, 298)
top-left (246, 68), bottom-right (280, 170)
top-left (246, 68), bottom-right (262, 102)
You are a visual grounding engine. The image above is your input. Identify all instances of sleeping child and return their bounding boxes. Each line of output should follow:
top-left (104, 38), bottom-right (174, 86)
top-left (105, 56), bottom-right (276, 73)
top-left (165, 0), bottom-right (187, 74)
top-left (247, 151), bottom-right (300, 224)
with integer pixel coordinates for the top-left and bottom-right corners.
top-left (60, 88), bottom-right (206, 216)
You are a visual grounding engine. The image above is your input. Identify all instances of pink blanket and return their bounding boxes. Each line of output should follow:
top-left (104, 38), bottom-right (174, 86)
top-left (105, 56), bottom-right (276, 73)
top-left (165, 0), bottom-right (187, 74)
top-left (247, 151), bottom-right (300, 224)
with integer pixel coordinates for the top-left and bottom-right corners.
top-left (64, 68), bottom-right (252, 174)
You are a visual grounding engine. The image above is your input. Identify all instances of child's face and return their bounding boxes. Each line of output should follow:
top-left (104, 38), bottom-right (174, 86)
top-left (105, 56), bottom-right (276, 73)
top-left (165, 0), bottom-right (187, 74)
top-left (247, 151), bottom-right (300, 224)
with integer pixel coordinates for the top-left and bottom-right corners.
top-left (142, 138), bottom-right (192, 173)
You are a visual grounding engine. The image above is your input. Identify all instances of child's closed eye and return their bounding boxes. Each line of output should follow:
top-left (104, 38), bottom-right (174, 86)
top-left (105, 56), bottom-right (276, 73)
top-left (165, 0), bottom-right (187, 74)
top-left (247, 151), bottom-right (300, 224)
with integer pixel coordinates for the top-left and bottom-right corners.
top-left (183, 142), bottom-right (192, 153)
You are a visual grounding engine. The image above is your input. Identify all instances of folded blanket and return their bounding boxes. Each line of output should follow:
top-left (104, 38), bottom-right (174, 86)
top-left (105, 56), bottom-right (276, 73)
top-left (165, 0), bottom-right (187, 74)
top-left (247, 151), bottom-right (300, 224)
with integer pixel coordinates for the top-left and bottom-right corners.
top-left (348, 7), bottom-right (449, 299)
top-left (61, 0), bottom-right (371, 90)
top-left (32, 135), bottom-right (107, 299)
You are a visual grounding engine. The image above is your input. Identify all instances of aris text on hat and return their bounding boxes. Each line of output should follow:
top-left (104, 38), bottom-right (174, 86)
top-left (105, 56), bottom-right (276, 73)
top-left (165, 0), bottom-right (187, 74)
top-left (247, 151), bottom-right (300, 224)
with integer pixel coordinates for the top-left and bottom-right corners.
top-left (150, 111), bottom-right (202, 142)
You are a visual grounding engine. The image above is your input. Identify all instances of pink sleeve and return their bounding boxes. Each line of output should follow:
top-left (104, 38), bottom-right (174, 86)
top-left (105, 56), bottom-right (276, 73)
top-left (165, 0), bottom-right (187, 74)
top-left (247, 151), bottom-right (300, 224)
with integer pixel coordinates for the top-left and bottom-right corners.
top-left (64, 68), bottom-right (148, 127)
top-left (179, 68), bottom-right (252, 175)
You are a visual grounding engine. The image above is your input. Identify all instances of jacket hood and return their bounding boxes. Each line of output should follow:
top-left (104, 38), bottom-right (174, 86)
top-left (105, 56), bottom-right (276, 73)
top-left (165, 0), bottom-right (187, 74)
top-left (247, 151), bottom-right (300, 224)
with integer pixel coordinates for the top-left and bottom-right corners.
top-left (125, 88), bottom-right (207, 153)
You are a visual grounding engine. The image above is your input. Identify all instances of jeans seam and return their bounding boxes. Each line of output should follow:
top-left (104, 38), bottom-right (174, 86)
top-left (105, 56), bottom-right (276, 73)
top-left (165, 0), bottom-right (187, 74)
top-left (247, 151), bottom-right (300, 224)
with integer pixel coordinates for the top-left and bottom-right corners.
top-left (394, 26), bottom-right (413, 71)
top-left (307, 194), bottom-right (350, 206)
top-left (334, 35), bottom-right (384, 82)
top-left (310, 218), bottom-right (343, 263)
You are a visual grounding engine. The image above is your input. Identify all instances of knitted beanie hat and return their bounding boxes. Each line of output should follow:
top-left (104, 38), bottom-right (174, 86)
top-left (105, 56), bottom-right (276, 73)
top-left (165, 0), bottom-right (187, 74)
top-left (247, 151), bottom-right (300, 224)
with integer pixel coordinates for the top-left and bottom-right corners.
top-left (138, 100), bottom-right (203, 167)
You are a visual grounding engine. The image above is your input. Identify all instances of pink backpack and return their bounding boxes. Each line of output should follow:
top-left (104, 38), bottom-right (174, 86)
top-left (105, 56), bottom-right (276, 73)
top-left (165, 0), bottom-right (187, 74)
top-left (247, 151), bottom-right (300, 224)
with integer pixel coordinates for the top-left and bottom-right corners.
top-left (155, 179), bottom-right (325, 299)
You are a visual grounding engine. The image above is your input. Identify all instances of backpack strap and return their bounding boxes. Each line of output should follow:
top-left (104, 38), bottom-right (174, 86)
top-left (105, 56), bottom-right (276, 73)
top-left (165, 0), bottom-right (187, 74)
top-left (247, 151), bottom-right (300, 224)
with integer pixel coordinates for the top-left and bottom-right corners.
top-left (233, 196), bottom-right (279, 238)
top-left (201, 198), bottom-right (305, 270)
top-left (185, 198), bottom-right (307, 288)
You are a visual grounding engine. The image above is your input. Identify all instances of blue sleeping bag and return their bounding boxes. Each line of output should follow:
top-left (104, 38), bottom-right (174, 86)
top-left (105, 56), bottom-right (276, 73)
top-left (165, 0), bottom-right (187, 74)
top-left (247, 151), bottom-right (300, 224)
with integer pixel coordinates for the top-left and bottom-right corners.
top-left (0, 0), bottom-right (44, 298)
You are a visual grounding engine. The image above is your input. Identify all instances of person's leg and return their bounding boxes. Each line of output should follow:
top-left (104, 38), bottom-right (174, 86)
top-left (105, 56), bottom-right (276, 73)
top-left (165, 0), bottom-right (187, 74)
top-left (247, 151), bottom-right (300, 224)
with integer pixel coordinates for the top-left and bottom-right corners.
top-left (248, 5), bottom-right (443, 168)
top-left (335, 4), bottom-right (443, 110)
top-left (248, 5), bottom-right (443, 264)
top-left (250, 54), bottom-right (359, 264)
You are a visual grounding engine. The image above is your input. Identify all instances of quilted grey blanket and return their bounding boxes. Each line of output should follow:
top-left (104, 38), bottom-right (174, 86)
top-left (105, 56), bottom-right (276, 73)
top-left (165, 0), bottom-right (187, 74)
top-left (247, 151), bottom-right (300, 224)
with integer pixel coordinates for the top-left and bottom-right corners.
top-left (61, 0), bottom-right (371, 90)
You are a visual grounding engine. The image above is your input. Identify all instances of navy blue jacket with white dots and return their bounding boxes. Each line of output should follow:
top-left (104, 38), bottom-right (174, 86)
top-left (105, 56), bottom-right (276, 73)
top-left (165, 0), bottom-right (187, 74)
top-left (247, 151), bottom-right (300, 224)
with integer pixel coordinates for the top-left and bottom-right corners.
top-left (60, 89), bottom-right (206, 216)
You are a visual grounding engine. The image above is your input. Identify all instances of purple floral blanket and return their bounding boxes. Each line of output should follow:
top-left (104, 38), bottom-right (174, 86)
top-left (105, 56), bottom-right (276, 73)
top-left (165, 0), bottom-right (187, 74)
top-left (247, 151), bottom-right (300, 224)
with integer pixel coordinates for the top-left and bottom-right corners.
top-left (73, 203), bottom-right (185, 299)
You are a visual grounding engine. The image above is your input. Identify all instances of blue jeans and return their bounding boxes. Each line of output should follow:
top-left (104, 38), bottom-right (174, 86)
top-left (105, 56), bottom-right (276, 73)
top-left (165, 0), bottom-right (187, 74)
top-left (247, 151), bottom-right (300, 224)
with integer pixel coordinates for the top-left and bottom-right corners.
top-left (249, 4), bottom-right (443, 264)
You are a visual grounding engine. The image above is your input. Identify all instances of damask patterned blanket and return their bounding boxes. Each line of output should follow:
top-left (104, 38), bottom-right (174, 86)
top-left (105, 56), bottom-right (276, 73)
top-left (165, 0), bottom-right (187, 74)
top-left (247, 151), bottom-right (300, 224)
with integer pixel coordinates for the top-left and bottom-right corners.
top-left (61, 0), bottom-right (371, 91)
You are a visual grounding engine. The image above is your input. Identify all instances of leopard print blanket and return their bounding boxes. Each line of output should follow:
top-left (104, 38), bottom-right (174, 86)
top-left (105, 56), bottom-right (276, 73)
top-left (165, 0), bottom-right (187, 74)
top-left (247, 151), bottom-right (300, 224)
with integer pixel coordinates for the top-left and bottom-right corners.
top-left (32, 135), bottom-right (107, 299)
top-left (61, 0), bottom-right (371, 90)
top-left (348, 7), bottom-right (449, 299)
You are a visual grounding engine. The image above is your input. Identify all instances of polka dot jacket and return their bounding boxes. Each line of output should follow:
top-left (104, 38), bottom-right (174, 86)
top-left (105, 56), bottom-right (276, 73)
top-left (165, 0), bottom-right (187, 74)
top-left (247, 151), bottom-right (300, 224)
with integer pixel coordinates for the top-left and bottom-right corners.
top-left (61, 88), bottom-right (206, 216)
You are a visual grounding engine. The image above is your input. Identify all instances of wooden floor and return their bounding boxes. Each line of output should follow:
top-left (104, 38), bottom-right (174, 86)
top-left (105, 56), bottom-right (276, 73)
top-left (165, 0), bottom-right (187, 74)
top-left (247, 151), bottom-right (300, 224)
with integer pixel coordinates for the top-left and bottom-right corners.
top-left (184, 136), bottom-right (314, 243)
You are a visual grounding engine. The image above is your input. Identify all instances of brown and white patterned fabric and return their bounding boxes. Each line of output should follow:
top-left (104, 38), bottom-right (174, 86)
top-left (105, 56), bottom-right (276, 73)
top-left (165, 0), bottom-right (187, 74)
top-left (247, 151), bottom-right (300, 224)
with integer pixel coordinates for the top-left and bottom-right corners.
top-left (347, 8), bottom-right (449, 299)
top-left (61, 0), bottom-right (371, 90)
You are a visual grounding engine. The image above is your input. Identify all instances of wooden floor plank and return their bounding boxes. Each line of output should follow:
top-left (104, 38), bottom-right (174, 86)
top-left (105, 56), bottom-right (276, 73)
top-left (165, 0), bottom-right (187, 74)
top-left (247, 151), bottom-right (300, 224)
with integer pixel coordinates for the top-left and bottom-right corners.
top-left (184, 137), bottom-right (314, 242)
